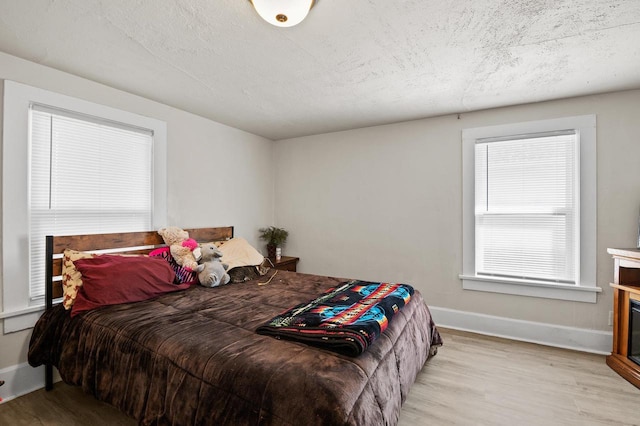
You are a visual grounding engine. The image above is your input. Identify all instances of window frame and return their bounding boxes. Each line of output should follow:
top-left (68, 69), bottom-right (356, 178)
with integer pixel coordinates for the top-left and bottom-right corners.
top-left (460, 115), bottom-right (600, 303)
top-left (1, 80), bottom-right (167, 332)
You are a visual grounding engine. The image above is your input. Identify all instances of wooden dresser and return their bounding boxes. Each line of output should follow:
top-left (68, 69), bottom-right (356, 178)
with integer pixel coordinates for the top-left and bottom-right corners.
top-left (271, 256), bottom-right (299, 272)
top-left (606, 248), bottom-right (640, 389)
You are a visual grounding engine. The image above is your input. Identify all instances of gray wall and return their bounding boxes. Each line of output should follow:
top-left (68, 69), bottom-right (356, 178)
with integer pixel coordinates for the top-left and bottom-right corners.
top-left (3, 48), bottom-right (639, 372)
top-left (0, 51), bottom-right (274, 369)
top-left (274, 89), bottom-right (640, 334)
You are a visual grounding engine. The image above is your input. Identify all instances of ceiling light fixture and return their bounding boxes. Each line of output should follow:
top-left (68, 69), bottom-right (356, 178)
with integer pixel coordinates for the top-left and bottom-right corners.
top-left (250, 0), bottom-right (316, 28)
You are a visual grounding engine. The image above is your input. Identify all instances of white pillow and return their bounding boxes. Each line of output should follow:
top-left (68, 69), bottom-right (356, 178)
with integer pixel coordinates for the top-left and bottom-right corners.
top-left (215, 237), bottom-right (264, 270)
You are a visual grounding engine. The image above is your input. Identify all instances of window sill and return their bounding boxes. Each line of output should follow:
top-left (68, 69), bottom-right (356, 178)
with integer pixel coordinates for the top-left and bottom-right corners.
top-left (1, 305), bottom-right (46, 333)
top-left (459, 274), bottom-right (601, 303)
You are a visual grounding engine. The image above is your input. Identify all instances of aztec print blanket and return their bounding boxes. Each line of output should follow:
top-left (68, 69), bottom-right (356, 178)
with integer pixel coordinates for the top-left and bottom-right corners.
top-left (256, 280), bottom-right (414, 356)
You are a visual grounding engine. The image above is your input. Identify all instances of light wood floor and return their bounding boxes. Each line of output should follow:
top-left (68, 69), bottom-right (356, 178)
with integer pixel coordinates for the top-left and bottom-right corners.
top-left (1, 329), bottom-right (638, 425)
top-left (399, 329), bottom-right (640, 426)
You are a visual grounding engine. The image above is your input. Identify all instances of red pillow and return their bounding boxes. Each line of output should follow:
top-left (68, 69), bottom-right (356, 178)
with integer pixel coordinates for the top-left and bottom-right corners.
top-left (71, 255), bottom-right (190, 317)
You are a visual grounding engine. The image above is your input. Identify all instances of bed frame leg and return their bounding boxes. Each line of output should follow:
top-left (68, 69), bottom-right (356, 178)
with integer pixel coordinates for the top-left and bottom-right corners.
top-left (45, 364), bottom-right (53, 391)
top-left (45, 235), bottom-right (54, 391)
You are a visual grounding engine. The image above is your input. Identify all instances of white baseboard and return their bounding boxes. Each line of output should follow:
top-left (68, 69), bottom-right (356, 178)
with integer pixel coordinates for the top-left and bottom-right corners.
top-left (429, 306), bottom-right (612, 355)
top-left (0, 362), bottom-right (58, 404)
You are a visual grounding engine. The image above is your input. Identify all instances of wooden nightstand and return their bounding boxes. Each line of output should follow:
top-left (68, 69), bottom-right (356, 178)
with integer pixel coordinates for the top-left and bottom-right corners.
top-left (271, 256), bottom-right (299, 272)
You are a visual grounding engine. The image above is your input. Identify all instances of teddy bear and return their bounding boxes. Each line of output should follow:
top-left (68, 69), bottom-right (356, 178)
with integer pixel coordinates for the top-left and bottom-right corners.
top-left (196, 242), bottom-right (230, 287)
top-left (157, 226), bottom-right (202, 272)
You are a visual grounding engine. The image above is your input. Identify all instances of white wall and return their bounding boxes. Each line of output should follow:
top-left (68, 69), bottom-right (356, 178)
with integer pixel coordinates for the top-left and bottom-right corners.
top-left (0, 51), bottom-right (274, 371)
top-left (274, 89), bottom-right (640, 340)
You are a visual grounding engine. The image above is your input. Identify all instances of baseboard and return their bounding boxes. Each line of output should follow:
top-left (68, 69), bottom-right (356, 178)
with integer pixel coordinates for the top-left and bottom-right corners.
top-left (429, 306), bottom-right (612, 355)
top-left (0, 362), bottom-right (57, 404)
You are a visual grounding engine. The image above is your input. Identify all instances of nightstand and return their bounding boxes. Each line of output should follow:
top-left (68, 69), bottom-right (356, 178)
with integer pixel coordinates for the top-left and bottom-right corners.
top-left (271, 256), bottom-right (299, 272)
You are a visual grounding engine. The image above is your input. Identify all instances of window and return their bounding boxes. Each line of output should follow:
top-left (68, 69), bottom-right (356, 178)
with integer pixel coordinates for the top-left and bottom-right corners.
top-left (2, 81), bottom-right (167, 332)
top-left (29, 105), bottom-right (154, 300)
top-left (475, 131), bottom-right (578, 283)
top-left (460, 115), bottom-right (600, 303)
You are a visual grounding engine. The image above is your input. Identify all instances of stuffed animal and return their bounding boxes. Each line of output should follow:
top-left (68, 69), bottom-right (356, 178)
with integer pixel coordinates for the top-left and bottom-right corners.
top-left (196, 242), bottom-right (230, 287)
top-left (157, 226), bottom-right (201, 272)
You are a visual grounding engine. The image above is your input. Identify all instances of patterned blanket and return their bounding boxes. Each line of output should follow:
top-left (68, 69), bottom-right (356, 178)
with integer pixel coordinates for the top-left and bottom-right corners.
top-left (256, 280), bottom-right (414, 356)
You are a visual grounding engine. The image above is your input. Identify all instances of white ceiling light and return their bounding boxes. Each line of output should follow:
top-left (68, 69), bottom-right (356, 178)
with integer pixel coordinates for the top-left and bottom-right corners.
top-left (250, 0), bottom-right (316, 28)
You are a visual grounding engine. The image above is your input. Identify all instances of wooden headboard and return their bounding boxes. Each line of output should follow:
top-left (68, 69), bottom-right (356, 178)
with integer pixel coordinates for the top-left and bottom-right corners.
top-left (45, 226), bottom-right (234, 309)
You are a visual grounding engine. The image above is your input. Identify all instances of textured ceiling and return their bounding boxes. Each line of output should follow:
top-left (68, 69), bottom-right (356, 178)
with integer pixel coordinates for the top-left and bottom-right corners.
top-left (1, 0), bottom-right (639, 140)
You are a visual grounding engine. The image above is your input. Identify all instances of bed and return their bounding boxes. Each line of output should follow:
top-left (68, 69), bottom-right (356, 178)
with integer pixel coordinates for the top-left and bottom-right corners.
top-left (28, 226), bottom-right (442, 425)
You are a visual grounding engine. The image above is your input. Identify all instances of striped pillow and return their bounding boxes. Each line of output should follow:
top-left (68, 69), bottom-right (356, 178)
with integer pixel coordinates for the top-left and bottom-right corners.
top-left (149, 247), bottom-right (197, 284)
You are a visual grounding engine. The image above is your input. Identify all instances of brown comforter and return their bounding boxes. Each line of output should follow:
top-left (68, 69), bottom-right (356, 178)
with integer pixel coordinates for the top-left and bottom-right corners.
top-left (29, 270), bottom-right (442, 426)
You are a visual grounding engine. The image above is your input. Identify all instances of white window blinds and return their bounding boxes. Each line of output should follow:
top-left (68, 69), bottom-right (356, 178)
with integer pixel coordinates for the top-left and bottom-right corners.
top-left (474, 131), bottom-right (578, 284)
top-left (29, 105), bottom-right (154, 300)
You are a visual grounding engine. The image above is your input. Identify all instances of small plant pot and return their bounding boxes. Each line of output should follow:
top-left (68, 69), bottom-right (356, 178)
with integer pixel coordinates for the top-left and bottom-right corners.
top-left (267, 244), bottom-right (277, 259)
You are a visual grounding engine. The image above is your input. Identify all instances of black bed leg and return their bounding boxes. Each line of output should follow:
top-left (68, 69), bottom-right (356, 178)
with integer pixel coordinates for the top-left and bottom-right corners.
top-left (45, 364), bottom-right (53, 391)
top-left (45, 235), bottom-right (54, 391)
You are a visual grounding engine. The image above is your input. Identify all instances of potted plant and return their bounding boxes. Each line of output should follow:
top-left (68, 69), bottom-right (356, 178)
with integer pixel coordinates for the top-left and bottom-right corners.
top-left (259, 226), bottom-right (289, 259)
